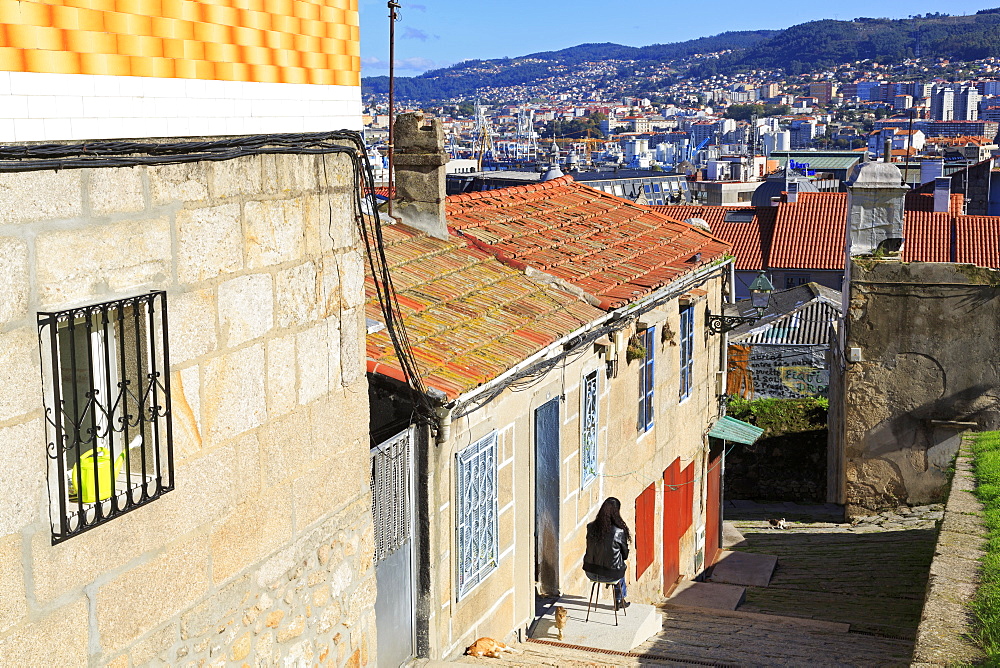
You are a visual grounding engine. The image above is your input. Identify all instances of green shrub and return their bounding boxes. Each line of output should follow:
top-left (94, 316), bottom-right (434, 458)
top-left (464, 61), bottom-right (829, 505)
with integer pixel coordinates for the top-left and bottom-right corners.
top-left (726, 396), bottom-right (828, 437)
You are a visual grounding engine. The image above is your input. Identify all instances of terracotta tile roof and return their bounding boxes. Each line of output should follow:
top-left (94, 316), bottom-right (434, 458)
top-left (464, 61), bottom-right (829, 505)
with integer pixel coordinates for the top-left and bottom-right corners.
top-left (956, 217), bottom-right (1000, 267)
top-left (650, 205), bottom-right (776, 271)
top-left (769, 193), bottom-right (848, 270)
top-left (365, 223), bottom-right (604, 400)
top-left (906, 192), bottom-right (964, 215)
top-left (771, 192), bottom-right (973, 270)
top-left (902, 211), bottom-right (953, 263)
top-left (446, 176), bottom-right (732, 310)
top-left (659, 191), bottom-right (998, 271)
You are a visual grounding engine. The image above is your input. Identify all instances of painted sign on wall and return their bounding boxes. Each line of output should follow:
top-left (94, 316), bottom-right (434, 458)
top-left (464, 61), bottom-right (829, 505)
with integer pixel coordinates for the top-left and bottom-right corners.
top-left (728, 344), bottom-right (829, 399)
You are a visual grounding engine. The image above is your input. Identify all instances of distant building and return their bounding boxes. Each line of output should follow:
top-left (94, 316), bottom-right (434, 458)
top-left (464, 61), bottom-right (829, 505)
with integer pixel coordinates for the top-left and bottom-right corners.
top-left (930, 86), bottom-right (955, 121)
top-left (808, 82), bottom-right (837, 106)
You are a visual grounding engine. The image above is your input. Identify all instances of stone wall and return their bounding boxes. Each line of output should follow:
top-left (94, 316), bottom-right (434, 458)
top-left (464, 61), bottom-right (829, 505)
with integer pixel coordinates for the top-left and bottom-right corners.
top-left (911, 444), bottom-right (985, 665)
top-left (724, 430), bottom-right (827, 503)
top-left (0, 148), bottom-right (375, 666)
top-left (832, 259), bottom-right (1000, 517)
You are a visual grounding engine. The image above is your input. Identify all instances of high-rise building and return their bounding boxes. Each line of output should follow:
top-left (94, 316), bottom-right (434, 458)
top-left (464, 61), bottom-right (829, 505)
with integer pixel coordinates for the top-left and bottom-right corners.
top-left (930, 87), bottom-right (955, 121)
top-left (955, 87), bottom-right (982, 121)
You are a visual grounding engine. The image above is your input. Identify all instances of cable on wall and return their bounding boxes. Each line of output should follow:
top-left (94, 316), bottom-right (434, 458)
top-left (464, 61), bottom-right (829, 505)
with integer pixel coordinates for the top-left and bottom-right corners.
top-left (0, 130), bottom-right (437, 426)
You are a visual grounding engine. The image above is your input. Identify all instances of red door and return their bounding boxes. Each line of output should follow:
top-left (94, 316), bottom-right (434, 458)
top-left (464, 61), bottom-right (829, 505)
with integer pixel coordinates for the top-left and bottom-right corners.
top-left (662, 459), bottom-right (681, 593)
top-left (706, 453), bottom-right (722, 567)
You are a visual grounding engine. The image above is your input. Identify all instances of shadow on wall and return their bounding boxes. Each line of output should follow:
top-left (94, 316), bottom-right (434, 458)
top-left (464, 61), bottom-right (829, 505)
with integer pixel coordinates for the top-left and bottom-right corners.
top-left (846, 384), bottom-right (1000, 514)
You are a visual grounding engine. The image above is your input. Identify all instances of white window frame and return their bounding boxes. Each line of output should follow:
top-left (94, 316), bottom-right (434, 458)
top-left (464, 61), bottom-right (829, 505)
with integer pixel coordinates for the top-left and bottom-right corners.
top-left (456, 431), bottom-right (499, 600)
top-left (581, 369), bottom-right (599, 488)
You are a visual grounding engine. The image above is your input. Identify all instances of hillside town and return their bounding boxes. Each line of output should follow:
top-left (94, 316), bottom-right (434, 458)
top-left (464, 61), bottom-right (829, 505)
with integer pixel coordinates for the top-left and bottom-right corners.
top-left (365, 55), bottom-right (1000, 206)
top-left (0, 2), bottom-right (998, 667)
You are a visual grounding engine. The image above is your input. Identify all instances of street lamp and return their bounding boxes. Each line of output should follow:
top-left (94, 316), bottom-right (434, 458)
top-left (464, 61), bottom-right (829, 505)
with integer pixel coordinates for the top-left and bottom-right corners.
top-left (707, 271), bottom-right (774, 335)
top-left (748, 271), bottom-right (775, 313)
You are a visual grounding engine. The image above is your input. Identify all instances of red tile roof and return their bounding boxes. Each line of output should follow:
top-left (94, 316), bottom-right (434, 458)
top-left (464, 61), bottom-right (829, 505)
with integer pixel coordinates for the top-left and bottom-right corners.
top-left (769, 193), bottom-right (847, 270)
top-left (446, 176), bottom-right (732, 310)
top-left (366, 223), bottom-right (604, 399)
top-left (655, 192), bottom-right (999, 270)
top-left (956, 217), bottom-right (1000, 267)
top-left (650, 205), bottom-right (776, 271)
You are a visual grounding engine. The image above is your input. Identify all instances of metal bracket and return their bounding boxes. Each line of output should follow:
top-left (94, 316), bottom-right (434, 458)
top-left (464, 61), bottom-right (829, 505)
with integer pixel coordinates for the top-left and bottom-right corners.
top-left (706, 311), bottom-right (759, 335)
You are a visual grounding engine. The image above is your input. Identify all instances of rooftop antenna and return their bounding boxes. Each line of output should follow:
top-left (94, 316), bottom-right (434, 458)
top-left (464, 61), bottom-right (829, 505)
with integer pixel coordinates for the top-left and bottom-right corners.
top-left (387, 1), bottom-right (400, 218)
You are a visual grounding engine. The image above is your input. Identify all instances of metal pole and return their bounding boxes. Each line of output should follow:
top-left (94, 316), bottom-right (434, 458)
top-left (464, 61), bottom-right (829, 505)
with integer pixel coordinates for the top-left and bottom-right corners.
top-left (387, 1), bottom-right (400, 219)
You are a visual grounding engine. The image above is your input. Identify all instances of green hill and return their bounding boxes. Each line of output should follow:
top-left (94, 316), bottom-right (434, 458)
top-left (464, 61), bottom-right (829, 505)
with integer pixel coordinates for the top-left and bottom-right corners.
top-left (363, 10), bottom-right (1000, 102)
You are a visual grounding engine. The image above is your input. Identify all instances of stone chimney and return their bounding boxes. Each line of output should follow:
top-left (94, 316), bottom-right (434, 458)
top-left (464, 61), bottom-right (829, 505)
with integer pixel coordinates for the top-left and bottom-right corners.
top-left (392, 113), bottom-right (449, 239)
top-left (845, 160), bottom-right (909, 259)
top-left (933, 176), bottom-right (951, 213)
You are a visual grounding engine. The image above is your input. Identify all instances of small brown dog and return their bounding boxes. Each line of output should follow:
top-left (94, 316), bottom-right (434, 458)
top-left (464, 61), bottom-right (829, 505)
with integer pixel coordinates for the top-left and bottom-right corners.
top-left (554, 605), bottom-right (568, 640)
top-left (465, 637), bottom-right (519, 658)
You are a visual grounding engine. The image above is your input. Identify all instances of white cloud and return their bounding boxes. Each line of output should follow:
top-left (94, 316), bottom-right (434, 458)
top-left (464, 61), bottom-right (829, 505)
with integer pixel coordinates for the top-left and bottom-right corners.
top-left (361, 56), bottom-right (439, 73)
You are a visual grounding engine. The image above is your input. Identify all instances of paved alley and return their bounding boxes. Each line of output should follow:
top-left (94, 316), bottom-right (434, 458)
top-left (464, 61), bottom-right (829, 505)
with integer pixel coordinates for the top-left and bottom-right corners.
top-left (453, 502), bottom-right (938, 667)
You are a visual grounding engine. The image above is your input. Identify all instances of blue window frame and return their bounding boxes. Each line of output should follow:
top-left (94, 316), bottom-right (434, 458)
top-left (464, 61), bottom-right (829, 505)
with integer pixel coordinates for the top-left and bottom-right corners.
top-left (638, 327), bottom-right (655, 432)
top-left (680, 306), bottom-right (694, 401)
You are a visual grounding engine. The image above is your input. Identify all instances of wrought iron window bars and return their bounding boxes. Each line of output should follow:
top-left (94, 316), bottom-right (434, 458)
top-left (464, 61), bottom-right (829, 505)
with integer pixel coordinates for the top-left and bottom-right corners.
top-left (38, 291), bottom-right (174, 544)
top-left (456, 431), bottom-right (498, 600)
top-left (581, 370), bottom-right (599, 488)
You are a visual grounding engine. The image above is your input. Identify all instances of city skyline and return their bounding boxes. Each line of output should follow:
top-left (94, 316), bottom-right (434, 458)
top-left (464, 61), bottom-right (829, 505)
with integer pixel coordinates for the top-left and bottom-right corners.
top-left (359, 0), bottom-right (997, 76)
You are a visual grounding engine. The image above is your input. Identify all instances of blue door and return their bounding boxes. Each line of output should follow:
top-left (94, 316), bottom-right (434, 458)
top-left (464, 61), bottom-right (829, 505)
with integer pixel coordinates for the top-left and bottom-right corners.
top-left (535, 399), bottom-right (561, 596)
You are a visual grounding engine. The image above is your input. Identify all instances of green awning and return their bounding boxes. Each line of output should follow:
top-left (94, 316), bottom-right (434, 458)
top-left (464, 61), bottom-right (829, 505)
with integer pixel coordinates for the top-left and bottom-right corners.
top-left (708, 416), bottom-right (764, 444)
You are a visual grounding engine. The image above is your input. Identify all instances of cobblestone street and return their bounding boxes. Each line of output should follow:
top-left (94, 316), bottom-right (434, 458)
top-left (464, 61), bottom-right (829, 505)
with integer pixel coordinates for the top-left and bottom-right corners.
top-left (452, 502), bottom-right (939, 667)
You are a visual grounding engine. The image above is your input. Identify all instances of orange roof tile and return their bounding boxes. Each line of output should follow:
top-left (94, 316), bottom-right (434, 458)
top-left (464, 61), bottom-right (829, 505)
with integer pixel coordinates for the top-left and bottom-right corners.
top-left (956, 217), bottom-right (1000, 267)
top-left (650, 205), bottom-right (776, 271)
top-left (366, 223), bottom-right (604, 400)
top-left (446, 176), bottom-right (732, 310)
top-left (770, 193), bottom-right (848, 270)
top-left (656, 192), bottom-right (998, 271)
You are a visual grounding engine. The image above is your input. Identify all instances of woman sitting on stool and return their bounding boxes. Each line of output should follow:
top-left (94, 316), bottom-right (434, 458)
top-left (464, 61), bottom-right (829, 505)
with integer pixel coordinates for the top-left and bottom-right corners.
top-left (583, 497), bottom-right (631, 608)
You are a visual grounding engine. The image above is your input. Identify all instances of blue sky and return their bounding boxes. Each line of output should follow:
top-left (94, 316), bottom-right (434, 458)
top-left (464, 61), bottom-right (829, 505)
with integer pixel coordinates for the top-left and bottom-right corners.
top-left (359, 1), bottom-right (996, 76)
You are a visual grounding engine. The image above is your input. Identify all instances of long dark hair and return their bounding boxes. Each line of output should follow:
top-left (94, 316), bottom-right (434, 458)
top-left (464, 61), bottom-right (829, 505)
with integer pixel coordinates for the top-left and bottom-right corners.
top-left (588, 497), bottom-right (631, 544)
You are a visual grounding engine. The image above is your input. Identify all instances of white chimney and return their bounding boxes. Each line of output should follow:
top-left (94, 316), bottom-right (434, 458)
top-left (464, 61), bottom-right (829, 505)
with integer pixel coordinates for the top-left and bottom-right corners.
top-left (786, 180), bottom-right (799, 203)
top-left (845, 160), bottom-right (909, 258)
top-left (933, 176), bottom-right (951, 213)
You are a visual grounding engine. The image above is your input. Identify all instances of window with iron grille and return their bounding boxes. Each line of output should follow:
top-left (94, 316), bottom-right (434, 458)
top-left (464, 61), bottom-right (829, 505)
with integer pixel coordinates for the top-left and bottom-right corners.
top-left (638, 327), bottom-right (655, 432)
top-left (679, 306), bottom-right (695, 401)
top-left (456, 431), bottom-right (498, 599)
top-left (38, 291), bottom-right (174, 544)
top-left (370, 428), bottom-right (411, 562)
top-left (581, 370), bottom-right (599, 488)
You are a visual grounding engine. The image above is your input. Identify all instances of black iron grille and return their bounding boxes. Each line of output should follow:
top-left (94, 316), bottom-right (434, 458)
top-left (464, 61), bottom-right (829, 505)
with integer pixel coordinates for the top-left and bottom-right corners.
top-left (38, 291), bottom-right (174, 543)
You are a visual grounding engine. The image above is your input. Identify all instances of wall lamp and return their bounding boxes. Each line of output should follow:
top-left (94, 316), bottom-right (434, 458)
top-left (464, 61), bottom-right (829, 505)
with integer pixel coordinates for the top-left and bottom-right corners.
top-left (706, 271), bottom-right (774, 335)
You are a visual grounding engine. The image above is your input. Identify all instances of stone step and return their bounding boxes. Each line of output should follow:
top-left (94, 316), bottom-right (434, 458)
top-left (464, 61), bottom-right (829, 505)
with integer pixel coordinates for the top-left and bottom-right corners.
top-left (529, 592), bottom-right (662, 653)
top-left (666, 580), bottom-right (745, 610)
top-left (708, 549), bottom-right (778, 587)
top-left (723, 521), bottom-right (748, 548)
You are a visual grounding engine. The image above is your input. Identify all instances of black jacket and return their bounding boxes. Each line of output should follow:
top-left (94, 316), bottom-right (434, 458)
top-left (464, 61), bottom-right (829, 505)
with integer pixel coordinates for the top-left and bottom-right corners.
top-left (583, 523), bottom-right (629, 580)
